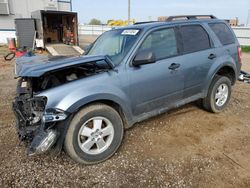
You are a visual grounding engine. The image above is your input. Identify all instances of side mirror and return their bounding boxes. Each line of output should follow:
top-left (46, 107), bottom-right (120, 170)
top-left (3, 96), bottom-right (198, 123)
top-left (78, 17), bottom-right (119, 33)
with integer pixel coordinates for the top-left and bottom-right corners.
top-left (133, 50), bottom-right (156, 66)
top-left (83, 43), bottom-right (93, 55)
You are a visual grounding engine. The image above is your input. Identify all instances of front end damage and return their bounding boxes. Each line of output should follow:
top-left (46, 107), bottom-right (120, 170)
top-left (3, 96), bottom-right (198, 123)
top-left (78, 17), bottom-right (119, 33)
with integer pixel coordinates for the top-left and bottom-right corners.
top-left (13, 78), bottom-right (69, 155)
top-left (13, 55), bottom-right (115, 156)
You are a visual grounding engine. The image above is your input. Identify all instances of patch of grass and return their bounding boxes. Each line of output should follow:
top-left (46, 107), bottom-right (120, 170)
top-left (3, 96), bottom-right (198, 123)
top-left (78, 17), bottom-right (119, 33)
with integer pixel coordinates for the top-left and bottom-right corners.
top-left (241, 46), bottom-right (250, 53)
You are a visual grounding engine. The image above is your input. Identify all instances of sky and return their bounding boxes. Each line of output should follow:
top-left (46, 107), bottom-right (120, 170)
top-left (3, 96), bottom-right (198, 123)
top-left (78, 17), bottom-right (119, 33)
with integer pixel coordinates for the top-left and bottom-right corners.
top-left (72, 0), bottom-right (250, 25)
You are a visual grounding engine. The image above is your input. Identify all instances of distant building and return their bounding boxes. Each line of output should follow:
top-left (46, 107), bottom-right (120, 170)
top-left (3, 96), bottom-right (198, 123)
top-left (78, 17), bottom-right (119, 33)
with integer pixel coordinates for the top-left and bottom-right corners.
top-left (158, 16), bottom-right (168, 22)
top-left (0, 0), bottom-right (72, 43)
top-left (225, 18), bottom-right (239, 27)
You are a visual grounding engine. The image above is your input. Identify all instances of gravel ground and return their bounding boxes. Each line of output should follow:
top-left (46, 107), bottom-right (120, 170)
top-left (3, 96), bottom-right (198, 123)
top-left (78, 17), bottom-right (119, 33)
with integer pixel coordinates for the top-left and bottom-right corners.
top-left (0, 52), bottom-right (250, 187)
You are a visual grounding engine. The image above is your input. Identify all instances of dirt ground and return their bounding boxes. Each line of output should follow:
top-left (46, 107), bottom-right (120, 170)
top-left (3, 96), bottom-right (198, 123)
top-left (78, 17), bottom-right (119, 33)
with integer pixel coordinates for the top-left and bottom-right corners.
top-left (0, 52), bottom-right (250, 188)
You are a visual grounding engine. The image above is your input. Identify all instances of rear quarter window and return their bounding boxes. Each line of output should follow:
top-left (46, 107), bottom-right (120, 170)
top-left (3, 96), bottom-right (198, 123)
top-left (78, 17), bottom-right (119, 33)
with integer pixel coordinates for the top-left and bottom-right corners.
top-left (209, 23), bottom-right (235, 45)
top-left (180, 25), bottom-right (211, 54)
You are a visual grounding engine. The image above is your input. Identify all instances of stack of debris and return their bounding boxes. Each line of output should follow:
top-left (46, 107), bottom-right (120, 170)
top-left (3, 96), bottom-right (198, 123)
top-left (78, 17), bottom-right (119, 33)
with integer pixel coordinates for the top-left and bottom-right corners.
top-left (239, 71), bottom-right (250, 84)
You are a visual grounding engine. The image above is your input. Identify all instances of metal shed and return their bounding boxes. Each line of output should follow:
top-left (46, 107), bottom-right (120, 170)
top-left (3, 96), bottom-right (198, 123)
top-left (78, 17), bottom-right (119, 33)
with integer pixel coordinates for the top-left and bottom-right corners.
top-left (31, 10), bottom-right (78, 48)
top-left (15, 18), bottom-right (36, 48)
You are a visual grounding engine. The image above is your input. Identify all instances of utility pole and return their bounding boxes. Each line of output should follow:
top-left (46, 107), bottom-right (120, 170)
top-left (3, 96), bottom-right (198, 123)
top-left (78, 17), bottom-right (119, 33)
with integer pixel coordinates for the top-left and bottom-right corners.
top-left (247, 10), bottom-right (250, 26)
top-left (128, 0), bottom-right (131, 24)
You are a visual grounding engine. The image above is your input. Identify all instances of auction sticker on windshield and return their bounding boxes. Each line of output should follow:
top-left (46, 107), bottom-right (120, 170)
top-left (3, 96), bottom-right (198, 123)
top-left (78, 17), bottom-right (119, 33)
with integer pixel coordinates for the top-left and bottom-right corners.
top-left (121, 29), bottom-right (140, 35)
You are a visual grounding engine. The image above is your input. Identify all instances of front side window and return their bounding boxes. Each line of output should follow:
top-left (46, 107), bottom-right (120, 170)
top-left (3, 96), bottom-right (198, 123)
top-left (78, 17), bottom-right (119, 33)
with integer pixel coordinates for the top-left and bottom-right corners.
top-left (138, 28), bottom-right (178, 60)
top-left (88, 29), bottom-right (141, 65)
top-left (180, 25), bottom-right (211, 54)
top-left (209, 23), bottom-right (235, 45)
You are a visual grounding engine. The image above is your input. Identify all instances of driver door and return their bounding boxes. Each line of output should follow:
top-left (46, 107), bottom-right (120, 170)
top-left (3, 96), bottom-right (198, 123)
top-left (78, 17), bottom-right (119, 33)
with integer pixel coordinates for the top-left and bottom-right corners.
top-left (127, 27), bottom-right (185, 116)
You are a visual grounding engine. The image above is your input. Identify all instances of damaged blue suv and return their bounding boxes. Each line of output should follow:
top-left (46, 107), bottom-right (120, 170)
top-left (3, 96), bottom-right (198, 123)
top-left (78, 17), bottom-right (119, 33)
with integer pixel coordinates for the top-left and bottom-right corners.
top-left (13, 15), bottom-right (241, 164)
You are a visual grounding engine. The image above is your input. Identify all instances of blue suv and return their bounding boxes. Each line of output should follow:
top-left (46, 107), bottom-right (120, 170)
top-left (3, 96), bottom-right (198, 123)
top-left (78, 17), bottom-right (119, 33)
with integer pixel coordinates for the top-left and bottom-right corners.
top-left (13, 15), bottom-right (242, 164)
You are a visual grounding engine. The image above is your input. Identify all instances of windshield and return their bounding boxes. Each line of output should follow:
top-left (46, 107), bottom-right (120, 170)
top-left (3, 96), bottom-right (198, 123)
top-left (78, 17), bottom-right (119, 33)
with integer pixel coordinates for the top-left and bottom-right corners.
top-left (87, 29), bottom-right (141, 65)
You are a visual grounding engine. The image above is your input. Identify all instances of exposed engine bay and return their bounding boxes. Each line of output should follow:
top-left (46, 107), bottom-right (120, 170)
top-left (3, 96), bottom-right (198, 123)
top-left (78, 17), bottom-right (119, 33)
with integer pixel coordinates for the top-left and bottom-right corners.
top-left (30, 61), bottom-right (111, 92)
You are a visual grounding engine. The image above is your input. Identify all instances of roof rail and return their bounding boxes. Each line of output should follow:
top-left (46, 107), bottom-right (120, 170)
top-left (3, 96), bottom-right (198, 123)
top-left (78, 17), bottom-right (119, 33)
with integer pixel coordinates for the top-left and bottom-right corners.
top-left (166, 15), bottom-right (217, 21)
top-left (134, 21), bottom-right (158, 25)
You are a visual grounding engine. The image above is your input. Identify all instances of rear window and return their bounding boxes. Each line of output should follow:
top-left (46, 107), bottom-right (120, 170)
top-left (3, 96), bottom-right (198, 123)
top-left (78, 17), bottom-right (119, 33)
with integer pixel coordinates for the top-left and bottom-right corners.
top-left (209, 23), bottom-right (235, 45)
top-left (180, 25), bottom-right (211, 54)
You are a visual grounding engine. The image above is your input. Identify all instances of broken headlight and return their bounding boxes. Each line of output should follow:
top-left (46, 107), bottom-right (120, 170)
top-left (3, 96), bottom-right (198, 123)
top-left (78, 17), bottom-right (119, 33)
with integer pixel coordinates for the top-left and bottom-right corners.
top-left (28, 97), bottom-right (47, 125)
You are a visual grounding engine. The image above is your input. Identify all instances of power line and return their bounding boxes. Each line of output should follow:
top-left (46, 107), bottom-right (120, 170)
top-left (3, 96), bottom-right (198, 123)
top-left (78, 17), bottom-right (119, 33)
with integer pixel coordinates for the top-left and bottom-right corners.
top-left (128, 0), bottom-right (131, 24)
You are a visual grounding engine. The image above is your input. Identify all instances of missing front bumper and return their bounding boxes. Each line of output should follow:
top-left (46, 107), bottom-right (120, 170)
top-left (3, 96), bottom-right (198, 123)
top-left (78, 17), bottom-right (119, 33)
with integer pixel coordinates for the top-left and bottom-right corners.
top-left (13, 96), bottom-right (61, 155)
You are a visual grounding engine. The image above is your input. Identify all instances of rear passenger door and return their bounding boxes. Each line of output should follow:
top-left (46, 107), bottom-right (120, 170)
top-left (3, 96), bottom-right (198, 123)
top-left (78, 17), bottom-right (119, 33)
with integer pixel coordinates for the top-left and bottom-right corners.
top-left (178, 24), bottom-right (217, 98)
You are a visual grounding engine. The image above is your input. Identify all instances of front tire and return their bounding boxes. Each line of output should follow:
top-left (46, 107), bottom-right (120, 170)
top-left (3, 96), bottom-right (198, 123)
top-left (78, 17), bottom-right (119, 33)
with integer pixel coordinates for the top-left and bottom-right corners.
top-left (64, 103), bottom-right (124, 164)
top-left (203, 76), bottom-right (232, 113)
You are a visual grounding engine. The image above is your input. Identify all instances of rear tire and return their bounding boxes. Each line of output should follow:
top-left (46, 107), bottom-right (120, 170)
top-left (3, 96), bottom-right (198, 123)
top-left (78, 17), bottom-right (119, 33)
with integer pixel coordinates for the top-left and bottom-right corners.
top-left (64, 103), bottom-right (124, 164)
top-left (202, 76), bottom-right (232, 113)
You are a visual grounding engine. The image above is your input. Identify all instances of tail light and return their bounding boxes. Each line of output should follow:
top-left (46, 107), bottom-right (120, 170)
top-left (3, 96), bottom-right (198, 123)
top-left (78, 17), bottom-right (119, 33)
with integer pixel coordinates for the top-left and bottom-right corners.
top-left (237, 46), bottom-right (242, 64)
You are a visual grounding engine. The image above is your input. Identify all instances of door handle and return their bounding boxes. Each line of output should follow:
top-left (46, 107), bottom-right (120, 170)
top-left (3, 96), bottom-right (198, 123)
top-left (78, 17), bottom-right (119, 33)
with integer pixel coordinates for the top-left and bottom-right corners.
top-left (168, 63), bottom-right (180, 70)
top-left (208, 54), bottom-right (216, 60)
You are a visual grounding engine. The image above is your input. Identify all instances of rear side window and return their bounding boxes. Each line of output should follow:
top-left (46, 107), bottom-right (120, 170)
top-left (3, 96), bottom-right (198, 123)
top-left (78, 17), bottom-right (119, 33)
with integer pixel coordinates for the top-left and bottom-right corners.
top-left (139, 28), bottom-right (178, 60)
top-left (209, 23), bottom-right (235, 45)
top-left (180, 25), bottom-right (211, 54)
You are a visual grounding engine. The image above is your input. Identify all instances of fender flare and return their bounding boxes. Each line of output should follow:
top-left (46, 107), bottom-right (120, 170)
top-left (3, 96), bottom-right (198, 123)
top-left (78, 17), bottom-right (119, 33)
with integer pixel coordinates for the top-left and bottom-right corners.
top-left (66, 93), bottom-right (134, 127)
top-left (204, 63), bottom-right (237, 96)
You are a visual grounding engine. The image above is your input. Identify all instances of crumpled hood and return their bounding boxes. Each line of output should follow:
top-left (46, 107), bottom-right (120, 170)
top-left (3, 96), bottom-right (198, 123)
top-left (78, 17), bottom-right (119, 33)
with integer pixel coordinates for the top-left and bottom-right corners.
top-left (15, 55), bottom-right (108, 77)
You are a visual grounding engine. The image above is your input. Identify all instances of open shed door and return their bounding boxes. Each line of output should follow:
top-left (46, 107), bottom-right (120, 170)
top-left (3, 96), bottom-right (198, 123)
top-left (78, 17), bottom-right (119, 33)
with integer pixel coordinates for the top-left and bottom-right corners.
top-left (15, 19), bottom-right (36, 48)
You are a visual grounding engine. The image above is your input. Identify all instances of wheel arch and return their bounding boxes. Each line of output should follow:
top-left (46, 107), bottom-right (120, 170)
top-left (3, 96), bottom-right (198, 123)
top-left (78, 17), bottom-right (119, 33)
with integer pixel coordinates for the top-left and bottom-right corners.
top-left (215, 66), bottom-right (236, 85)
top-left (204, 64), bottom-right (237, 96)
top-left (80, 99), bottom-right (130, 129)
top-left (67, 96), bottom-right (133, 129)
